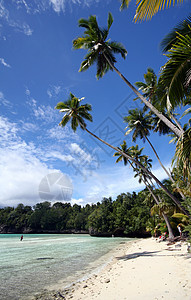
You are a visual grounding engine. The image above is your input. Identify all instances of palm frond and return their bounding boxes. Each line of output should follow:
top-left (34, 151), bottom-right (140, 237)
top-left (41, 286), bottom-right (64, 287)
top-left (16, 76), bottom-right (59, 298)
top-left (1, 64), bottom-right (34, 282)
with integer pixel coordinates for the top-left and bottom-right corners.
top-left (108, 41), bottom-right (127, 59)
top-left (125, 128), bottom-right (133, 135)
top-left (160, 33), bottom-right (191, 108)
top-left (120, 0), bottom-right (131, 10)
top-left (78, 18), bottom-right (91, 29)
top-left (79, 110), bottom-right (93, 122)
top-left (59, 114), bottom-right (71, 127)
top-left (79, 51), bottom-right (98, 73)
top-left (134, 0), bottom-right (184, 23)
top-left (74, 13), bottom-right (127, 79)
top-left (97, 53), bottom-right (111, 78)
top-left (107, 12), bottom-right (113, 30)
top-left (174, 127), bottom-right (191, 178)
top-left (160, 16), bottom-right (191, 52)
top-left (180, 107), bottom-right (191, 119)
top-left (55, 102), bottom-right (68, 110)
top-left (71, 116), bottom-right (78, 132)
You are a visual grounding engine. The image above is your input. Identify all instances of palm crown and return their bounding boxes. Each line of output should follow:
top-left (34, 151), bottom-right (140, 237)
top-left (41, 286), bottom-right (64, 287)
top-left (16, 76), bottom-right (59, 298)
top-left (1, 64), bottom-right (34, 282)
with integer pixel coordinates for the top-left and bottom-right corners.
top-left (159, 16), bottom-right (191, 108)
top-left (73, 12), bottom-right (127, 79)
top-left (124, 108), bottom-right (153, 142)
top-left (55, 93), bottom-right (92, 131)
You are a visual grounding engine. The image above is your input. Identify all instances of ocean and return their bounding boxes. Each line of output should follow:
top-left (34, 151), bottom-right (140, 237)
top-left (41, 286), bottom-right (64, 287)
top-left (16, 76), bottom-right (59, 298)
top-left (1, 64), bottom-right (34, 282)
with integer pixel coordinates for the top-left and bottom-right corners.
top-left (0, 234), bottom-right (133, 300)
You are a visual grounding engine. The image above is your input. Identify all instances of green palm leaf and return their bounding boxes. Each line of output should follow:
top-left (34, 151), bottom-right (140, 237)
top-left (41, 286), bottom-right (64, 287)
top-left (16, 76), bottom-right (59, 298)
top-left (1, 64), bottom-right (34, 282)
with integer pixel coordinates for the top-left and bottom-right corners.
top-left (134, 0), bottom-right (184, 23)
top-left (107, 12), bottom-right (113, 30)
top-left (160, 16), bottom-right (191, 52)
top-left (120, 0), bottom-right (131, 10)
top-left (55, 93), bottom-right (93, 132)
top-left (59, 114), bottom-right (70, 127)
top-left (73, 13), bottom-right (127, 79)
top-left (160, 33), bottom-right (191, 108)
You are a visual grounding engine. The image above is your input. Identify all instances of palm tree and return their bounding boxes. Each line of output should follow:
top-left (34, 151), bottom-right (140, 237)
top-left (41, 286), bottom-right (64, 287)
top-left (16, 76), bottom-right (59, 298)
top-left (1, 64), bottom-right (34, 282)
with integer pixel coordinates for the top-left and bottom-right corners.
top-left (114, 142), bottom-right (175, 239)
top-left (135, 68), bottom-right (158, 105)
top-left (72, 13), bottom-right (183, 138)
top-left (55, 93), bottom-right (189, 216)
top-left (160, 15), bottom-right (191, 53)
top-left (172, 166), bottom-right (191, 198)
top-left (113, 141), bottom-right (145, 166)
top-left (120, 0), bottom-right (185, 22)
top-left (159, 16), bottom-right (191, 109)
top-left (135, 68), bottom-right (184, 134)
top-left (173, 128), bottom-right (191, 179)
top-left (124, 108), bottom-right (173, 179)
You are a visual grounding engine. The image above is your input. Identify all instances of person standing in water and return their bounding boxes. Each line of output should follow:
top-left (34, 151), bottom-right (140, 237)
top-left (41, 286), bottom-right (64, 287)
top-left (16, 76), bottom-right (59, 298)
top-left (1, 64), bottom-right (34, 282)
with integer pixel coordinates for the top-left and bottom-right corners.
top-left (20, 235), bottom-right (23, 241)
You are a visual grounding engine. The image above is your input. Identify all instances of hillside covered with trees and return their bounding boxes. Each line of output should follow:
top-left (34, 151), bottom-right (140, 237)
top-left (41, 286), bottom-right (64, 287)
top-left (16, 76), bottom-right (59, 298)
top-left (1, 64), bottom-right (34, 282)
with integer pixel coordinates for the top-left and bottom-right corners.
top-left (0, 185), bottom-right (187, 238)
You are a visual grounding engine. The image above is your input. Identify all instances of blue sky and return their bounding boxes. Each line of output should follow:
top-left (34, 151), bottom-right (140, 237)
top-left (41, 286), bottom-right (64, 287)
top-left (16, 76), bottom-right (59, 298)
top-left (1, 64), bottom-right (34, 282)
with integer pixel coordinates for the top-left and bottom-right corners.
top-left (0, 0), bottom-right (190, 207)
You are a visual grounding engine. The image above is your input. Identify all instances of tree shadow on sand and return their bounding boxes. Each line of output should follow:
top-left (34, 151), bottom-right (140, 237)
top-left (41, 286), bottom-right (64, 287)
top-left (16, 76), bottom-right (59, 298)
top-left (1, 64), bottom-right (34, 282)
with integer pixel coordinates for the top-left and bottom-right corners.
top-left (116, 250), bottom-right (190, 261)
top-left (116, 250), bottom-right (160, 260)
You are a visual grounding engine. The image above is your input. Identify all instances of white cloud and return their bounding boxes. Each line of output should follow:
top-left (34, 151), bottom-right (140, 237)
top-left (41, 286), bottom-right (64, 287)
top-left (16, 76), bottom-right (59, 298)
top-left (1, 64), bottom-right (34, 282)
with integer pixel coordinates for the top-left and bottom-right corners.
top-left (0, 57), bottom-right (11, 68)
top-left (20, 121), bottom-right (39, 132)
top-left (26, 92), bottom-right (59, 123)
top-left (0, 116), bottom-right (19, 144)
top-left (0, 115), bottom-right (73, 207)
top-left (0, 1), bottom-right (33, 36)
top-left (48, 125), bottom-right (80, 142)
top-left (47, 85), bottom-right (62, 98)
top-left (49, 0), bottom-right (67, 13)
top-left (47, 151), bottom-right (74, 162)
top-left (0, 91), bottom-right (11, 107)
top-left (71, 142), bottom-right (92, 163)
top-left (71, 161), bottom-right (171, 206)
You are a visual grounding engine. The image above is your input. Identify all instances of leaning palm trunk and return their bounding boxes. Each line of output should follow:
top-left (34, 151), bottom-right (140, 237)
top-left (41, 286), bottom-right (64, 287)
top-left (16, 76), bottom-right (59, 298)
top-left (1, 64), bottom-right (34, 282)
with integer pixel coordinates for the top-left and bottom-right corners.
top-left (128, 159), bottom-right (175, 239)
top-left (144, 134), bottom-right (173, 180)
top-left (104, 55), bottom-right (183, 138)
top-left (170, 114), bottom-right (184, 134)
top-left (144, 179), bottom-right (175, 240)
top-left (80, 122), bottom-right (189, 217)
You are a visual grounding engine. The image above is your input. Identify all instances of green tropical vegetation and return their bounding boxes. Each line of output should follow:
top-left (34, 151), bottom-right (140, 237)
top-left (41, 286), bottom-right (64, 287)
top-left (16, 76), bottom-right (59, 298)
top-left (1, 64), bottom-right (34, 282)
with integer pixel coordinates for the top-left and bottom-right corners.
top-left (66, 11), bottom-right (191, 240)
top-left (2, 4), bottom-right (190, 243)
top-left (55, 93), bottom-right (187, 217)
top-left (72, 13), bottom-right (183, 138)
top-left (120, 0), bottom-right (185, 22)
top-left (0, 190), bottom-right (186, 237)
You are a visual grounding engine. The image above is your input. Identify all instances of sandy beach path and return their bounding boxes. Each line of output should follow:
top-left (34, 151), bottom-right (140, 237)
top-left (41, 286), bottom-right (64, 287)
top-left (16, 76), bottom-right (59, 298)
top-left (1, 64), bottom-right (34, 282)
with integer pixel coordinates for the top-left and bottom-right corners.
top-left (63, 238), bottom-right (191, 300)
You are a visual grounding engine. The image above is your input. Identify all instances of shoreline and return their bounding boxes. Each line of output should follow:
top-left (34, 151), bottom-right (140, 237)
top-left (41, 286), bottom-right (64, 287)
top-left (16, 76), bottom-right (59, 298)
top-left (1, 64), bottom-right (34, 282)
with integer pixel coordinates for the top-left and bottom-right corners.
top-left (34, 238), bottom-right (191, 300)
top-left (33, 239), bottom-right (136, 300)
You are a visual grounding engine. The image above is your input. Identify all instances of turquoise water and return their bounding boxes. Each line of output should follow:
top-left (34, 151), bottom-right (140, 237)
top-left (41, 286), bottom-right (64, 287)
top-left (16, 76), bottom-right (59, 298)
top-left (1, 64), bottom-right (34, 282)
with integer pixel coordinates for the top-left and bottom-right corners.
top-left (0, 234), bottom-right (132, 300)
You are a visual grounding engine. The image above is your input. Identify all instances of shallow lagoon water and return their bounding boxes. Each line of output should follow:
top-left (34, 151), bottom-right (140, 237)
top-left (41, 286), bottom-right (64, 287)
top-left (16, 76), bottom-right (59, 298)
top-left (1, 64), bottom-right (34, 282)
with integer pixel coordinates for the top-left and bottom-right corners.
top-left (0, 234), bottom-right (133, 299)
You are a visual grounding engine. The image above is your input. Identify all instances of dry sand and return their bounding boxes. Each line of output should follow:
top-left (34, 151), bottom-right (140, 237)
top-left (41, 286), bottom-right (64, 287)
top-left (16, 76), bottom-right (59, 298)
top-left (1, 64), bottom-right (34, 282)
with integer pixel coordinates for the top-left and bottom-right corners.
top-left (35, 238), bottom-right (191, 300)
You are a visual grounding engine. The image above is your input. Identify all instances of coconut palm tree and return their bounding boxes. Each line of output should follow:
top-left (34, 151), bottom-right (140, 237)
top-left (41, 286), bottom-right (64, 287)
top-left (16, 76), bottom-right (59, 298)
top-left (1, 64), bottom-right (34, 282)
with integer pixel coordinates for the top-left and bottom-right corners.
top-left (72, 13), bottom-right (183, 138)
top-left (135, 68), bottom-right (158, 105)
top-left (160, 15), bottom-right (191, 53)
top-left (114, 142), bottom-right (175, 239)
top-left (55, 93), bottom-right (189, 216)
top-left (173, 128), bottom-right (191, 179)
top-left (113, 141), bottom-right (145, 166)
top-left (159, 16), bottom-right (191, 109)
top-left (120, 0), bottom-right (185, 23)
top-left (124, 108), bottom-right (173, 179)
top-left (135, 68), bottom-right (184, 134)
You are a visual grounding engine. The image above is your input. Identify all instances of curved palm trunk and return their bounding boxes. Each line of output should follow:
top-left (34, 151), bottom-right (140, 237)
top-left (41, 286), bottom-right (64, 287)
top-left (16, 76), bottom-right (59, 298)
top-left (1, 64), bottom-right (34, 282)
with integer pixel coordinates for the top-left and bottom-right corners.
top-left (127, 160), bottom-right (175, 239)
top-left (144, 134), bottom-right (173, 180)
top-left (104, 56), bottom-right (183, 138)
top-left (170, 114), bottom-right (184, 134)
top-left (144, 180), bottom-right (174, 240)
top-left (81, 123), bottom-right (190, 217)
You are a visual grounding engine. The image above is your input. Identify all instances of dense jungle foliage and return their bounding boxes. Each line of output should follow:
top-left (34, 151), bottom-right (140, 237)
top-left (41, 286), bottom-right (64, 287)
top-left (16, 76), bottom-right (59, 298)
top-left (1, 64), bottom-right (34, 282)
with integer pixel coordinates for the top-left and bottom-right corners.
top-left (0, 187), bottom-right (186, 237)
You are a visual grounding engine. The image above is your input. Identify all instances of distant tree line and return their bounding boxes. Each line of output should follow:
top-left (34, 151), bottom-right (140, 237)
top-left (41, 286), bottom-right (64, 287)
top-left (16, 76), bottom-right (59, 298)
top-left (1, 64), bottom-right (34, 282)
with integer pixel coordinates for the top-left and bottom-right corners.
top-left (0, 187), bottom-right (186, 237)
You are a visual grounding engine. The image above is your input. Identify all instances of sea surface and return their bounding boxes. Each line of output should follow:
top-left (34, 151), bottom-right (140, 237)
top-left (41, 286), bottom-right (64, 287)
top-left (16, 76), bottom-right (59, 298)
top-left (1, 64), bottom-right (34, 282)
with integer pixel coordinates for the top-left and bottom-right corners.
top-left (0, 234), bottom-right (133, 300)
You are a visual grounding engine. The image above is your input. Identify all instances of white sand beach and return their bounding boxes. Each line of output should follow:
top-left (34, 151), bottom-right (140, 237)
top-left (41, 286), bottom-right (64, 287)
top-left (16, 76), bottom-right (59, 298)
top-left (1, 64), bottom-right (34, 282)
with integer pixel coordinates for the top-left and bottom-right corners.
top-left (35, 238), bottom-right (191, 300)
